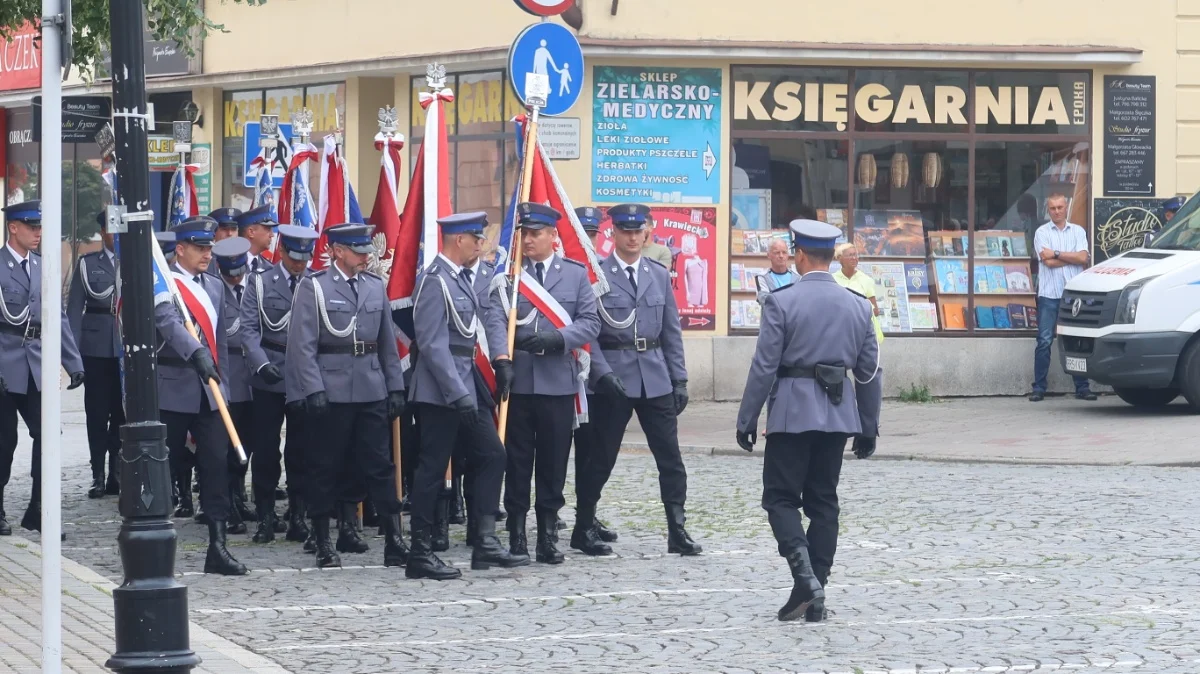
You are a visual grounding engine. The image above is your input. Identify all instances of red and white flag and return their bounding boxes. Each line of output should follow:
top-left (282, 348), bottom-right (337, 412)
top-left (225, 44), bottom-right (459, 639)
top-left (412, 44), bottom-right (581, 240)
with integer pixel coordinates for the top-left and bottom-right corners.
top-left (314, 135), bottom-right (364, 270)
top-left (368, 133), bottom-right (405, 264)
top-left (170, 272), bottom-right (219, 365)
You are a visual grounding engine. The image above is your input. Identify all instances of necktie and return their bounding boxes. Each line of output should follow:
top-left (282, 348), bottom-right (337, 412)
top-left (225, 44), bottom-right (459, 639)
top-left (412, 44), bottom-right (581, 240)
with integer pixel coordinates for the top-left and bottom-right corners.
top-left (19, 259), bottom-right (28, 278)
top-left (193, 274), bottom-right (203, 286)
top-left (347, 278), bottom-right (358, 299)
top-left (626, 266), bottom-right (637, 293)
top-left (462, 268), bottom-right (474, 287)
top-left (234, 285), bottom-right (243, 305)
top-left (289, 275), bottom-right (298, 294)
top-left (535, 261), bottom-right (545, 286)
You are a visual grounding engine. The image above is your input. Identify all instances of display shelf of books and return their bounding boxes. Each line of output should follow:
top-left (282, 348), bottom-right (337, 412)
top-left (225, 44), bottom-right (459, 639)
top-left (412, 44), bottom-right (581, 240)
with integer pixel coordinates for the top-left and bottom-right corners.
top-left (851, 209), bottom-right (932, 333)
top-left (729, 228), bottom-right (794, 330)
top-left (929, 229), bottom-right (1036, 331)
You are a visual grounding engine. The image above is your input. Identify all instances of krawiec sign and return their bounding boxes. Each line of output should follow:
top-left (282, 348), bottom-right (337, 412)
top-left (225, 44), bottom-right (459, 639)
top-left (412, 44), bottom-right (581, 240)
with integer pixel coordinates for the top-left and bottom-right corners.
top-left (734, 77), bottom-right (1087, 131)
top-left (0, 23), bottom-right (40, 92)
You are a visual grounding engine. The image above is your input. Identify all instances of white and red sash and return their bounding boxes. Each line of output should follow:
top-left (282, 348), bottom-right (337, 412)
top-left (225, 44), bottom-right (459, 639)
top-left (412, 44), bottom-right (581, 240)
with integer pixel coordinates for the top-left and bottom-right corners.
top-left (172, 272), bottom-right (219, 365)
top-left (473, 316), bottom-right (499, 425)
top-left (517, 274), bottom-right (590, 428)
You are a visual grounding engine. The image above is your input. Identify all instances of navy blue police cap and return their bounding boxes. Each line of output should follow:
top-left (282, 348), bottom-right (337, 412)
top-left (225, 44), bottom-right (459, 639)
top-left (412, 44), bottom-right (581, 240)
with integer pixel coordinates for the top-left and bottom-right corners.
top-left (1165, 196), bottom-right (1186, 214)
top-left (171, 216), bottom-right (219, 246)
top-left (213, 237), bottom-right (252, 276)
top-left (788, 219), bottom-right (842, 250)
top-left (209, 207), bottom-right (243, 228)
top-left (607, 203), bottom-right (650, 231)
top-left (325, 223), bottom-right (375, 254)
top-left (155, 231), bottom-right (177, 257)
top-left (237, 205), bottom-right (278, 230)
top-left (437, 212), bottom-right (488, 237)
top-left (3, 200), bottom-right (41, 225)
top-left (516, 202), bottom-right (561, 230)
top-left (574, 206), bottom-right (602, 233)
top-left (277, 224), bottom-right (319, 261)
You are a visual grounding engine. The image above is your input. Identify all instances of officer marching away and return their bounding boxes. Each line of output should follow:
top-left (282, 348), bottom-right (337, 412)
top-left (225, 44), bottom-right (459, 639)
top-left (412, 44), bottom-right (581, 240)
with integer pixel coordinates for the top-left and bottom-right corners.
top-left (238, 206), bottom-right (277, 274)
top-left (210, 207), bottom-right (243, 242)
top-left (576, 203), bottom-right (701, 556)
top-left (242, 224), bottom-right (317, 545)
top-left (286, 223), bottom-right (409, 569)
top-left (502, 203), bottom-right (600, 564)
top-left (156, 216), bottom-right (248, 575)
top-left (67, 212), bottom-right (125, 499)
top-left (212, 236), bottom-right (257, 535)
top-left (568, 206), bottom-right (622, 555)
top-left (408, 212), bottom-right (527, 579)
top-left (735, 219), bottom-right (881, 622)
top-left (0, 201), bottom-right (86, 536)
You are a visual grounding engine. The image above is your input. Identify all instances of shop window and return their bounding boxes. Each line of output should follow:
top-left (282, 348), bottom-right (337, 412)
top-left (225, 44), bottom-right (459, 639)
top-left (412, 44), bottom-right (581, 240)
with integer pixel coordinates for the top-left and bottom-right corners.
top-left (5, 107), bottom-right (38, 207)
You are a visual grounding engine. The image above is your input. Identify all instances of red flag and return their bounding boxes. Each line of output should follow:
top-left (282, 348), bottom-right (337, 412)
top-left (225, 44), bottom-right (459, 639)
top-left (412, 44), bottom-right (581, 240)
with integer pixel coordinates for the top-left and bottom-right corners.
top-left (368, 136), bottom-right (405, 262)
top-left (314, 136), bottom-right (350, 271)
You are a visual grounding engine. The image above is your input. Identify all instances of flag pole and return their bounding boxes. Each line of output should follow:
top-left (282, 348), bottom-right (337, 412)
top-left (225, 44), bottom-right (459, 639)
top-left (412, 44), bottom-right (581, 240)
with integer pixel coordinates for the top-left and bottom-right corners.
top-left (498, 104), bottom-right (542, 443)
top-left (376, 104), bottom-right (407, 502)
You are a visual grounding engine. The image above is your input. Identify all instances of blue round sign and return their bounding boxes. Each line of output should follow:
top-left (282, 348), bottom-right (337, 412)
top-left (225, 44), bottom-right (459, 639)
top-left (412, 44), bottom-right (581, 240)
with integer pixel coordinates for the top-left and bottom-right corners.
top-left (507, 22), bottom-right (584, 117)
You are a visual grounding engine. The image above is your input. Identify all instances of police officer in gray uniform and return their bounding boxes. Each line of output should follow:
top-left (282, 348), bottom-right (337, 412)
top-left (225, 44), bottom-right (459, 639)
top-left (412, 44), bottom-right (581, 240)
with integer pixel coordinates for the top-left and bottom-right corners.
top-left (0, 200), bottom-right (85, 536)
top-left (286, 223), bottom-right (408, 570)
top-left (238, 205), bottom-right (277, 274)
top-left (408, 211), bottom-right (526, 580)
top-left (580, 203), bottom-right (701, 556)
top-left (735, 218), bottom-right (882, 623)
top-left (242, 224), bottom-right (317, 545)
top-left (67, 212), bottom-right (124, 499)
top-left (209, 207), bottom-right (242, 243)
top-left (503, 202), bottom-right (600, 564)
top-left (212, 236), bottom-right (256, 534)
top-left (156, 216), bottom-right (248, 575)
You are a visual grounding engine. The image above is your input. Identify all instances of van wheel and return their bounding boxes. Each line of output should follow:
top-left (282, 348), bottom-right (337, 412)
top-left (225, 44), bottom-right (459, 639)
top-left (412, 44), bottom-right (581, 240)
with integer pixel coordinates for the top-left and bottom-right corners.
top-left (1177, 339), bottom-right (1200, 412)
top-left (1113, 387), bottom-right (1179, 408)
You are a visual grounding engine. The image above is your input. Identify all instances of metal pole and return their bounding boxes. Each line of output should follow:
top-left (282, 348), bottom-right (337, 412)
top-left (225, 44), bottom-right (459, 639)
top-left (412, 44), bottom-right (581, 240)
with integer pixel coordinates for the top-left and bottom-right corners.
top-left (105, 0), bottom-right (199, 671)
top-left (39, 0), bottom-right (64, 669)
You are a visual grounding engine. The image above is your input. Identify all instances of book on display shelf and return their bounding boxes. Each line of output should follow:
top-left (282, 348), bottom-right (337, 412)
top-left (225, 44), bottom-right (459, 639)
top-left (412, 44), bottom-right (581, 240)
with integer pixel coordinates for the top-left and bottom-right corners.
top-left (992, 306), bottom-right (1012, 329)
top-left (943, 303), bottom-right (967, 330)
top-left (1007, 303), bottom-right (1029, 329)
top-left (975, 306), bottom-right (996, 329)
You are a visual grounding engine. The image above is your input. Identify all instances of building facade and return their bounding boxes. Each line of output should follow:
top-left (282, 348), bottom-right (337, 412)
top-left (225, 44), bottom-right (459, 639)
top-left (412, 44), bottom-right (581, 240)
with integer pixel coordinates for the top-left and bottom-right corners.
top-left (1, 0), bottom-right (1192, 396)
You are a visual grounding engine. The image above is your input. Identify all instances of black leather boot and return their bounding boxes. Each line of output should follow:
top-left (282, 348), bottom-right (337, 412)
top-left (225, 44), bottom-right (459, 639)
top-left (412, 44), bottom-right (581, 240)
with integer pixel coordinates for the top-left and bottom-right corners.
top-left (465, 511), bottom-right (478, 547)
top-left (778, 548), bottom-right (824, 622)
top-left (285, 493), bottom-right (309, 543)
top-left (87, 469), bottom-right (105, 499)
top-left (252, 500), bottom-right (276, 544)
top-left (473, 514), bottom-right (530, 570)
top-left (336, 502), bottom-right (369, 553)
top-left (0, 491), bottom-right (11, 536)
top-left (312, 516), bottom-right (341, 569)
top-left (593, 517), bottom-right (618, 542)
top-left (174, 469), bottom-right (194, 518)
top-left (507, 512), bottom-right (529, 557)
top-left (105, 452), bottom-right (120, 495)
top-left (449, 477), bottom-right (466, 525)
top-left (432, 497), bottom-right (450, 552)
top-left (232, 481), bottom-right (256, 523)
top-left (383, 514), bottom-right (409, 567)
top-left (227, 489), bottom-right (248, 535)
top-left (535, 510), bottom-right (564, 564)
top-left (664, 504), bottom-right (702, 555)
top-left (406, 527), bottom-right (461, 580)
top-left (204, 520), bottom-right (248, 576)
top-left (570, 503), bottom-right (612, 556)
top-left (807, 566), bottom-right (831, 622)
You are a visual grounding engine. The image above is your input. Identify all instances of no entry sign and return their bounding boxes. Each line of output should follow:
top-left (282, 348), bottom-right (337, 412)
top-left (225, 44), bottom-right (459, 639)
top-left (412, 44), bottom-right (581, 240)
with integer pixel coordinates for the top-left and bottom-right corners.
top-left (512, 0), bottom-right (574, 16)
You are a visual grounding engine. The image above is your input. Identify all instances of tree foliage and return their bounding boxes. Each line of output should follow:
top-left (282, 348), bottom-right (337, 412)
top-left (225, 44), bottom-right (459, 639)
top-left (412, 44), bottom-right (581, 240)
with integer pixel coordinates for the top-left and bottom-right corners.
top-left (0, 0), bottom-right (266, 78)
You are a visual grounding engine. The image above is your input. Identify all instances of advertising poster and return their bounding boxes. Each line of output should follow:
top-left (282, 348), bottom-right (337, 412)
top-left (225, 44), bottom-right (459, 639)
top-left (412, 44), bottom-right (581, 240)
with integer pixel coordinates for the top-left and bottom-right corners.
top-left (858, 261), bottom-right (912, 333)
top-left (592, 66), bottom-right (722, 204)
top-left (192, 143), bottom-right (213, 215)
top-left (1093, 197), bottom-right (1170, 262)
top-left (596, 206), bottom-right (717, 330)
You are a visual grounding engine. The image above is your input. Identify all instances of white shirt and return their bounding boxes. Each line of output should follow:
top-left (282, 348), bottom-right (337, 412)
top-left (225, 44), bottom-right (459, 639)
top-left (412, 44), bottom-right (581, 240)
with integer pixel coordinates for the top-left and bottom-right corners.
top-left (616, 255), bottom-right (643, 288)
top-left (1033, 221), bottom-right (1089, 300)
top-left (436, 253), bottom-right (462, 275)
top-left (104, 247), bottom-right (115, 266)
top-left (6, 242), bottom-right (29, 268)
top-left (527, 252), bottom-right (555, 285)
top-left (332, 260), bottom-right (359, 282)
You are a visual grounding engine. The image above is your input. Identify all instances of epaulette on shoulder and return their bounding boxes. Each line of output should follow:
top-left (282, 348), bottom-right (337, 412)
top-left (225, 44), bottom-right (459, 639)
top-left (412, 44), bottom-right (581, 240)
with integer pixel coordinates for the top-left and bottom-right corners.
top-left (361, 270), bottom-right (381, 280)
top-left (646, 257), bottom-right (667, 269)
top-left (560, 257), bottom-right (585, 268)
top-left (426, 263), bottom-right (442, 275)
top-left (308, 269), bottom-right (326, 278)
top-left (770, 282), bottom-right (795, 294)
top-left (843, 286), bottom-right (870, 301)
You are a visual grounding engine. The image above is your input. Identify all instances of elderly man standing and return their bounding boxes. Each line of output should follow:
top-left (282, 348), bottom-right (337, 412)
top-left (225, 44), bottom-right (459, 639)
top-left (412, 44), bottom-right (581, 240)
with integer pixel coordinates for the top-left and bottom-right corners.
top-left (756, 238), bottom-right (799, 304)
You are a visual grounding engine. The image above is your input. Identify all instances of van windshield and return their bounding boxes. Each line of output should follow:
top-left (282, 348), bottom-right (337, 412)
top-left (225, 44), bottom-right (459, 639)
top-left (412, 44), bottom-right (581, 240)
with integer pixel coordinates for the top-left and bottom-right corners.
top-left (1149, 207), bottom-right (1200, 251)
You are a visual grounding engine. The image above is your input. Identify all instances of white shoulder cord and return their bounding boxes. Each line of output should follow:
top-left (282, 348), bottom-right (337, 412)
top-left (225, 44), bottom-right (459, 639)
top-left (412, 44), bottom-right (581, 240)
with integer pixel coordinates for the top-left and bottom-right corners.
top-left (598, 301), bottom-right (636, 330)
top-left (854, 303), bottom-right (882, 384)
top-left (1, 293), bottom-right (30, 325)
top-left (225, 314), bottom-right (241, 337)
top-left (311, 278), bottom-right (357, 339)
top-left (436, 275), bottom-right (479, 338)
top-left (491, 276), bottom-right (538, 327)
top-left (78, 257), bottom-right (115, 300)
top-left (254, 273), bottom-right (291, 332)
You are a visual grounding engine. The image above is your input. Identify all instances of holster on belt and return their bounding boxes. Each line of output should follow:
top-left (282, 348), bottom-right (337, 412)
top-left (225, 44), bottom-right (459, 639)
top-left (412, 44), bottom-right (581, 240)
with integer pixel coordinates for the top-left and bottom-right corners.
top-left (813, 363), bottom-right (846, 405)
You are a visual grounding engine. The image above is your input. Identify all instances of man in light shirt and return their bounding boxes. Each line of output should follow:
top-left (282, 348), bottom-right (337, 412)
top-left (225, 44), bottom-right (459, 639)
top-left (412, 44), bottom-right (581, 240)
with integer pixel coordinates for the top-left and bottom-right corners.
top-left (1030, 193), bottom-right (1095, 402)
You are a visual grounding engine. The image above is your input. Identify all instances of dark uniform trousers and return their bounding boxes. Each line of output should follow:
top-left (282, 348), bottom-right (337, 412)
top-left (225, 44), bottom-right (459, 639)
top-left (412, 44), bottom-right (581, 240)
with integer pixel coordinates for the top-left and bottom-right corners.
top-left (306, 401), bottom-right (398, 520)
top-left (761, 430), bottom-right (846, 574)
top-left (411, 403), bottom-right (504, 532)
top-left (249, 390), bottom-right (306, 505)
top-left (399, 405), bottom-right (420, 498)
top-left (82, 356), bottom-right (125, 476)
top-left (571, 394), bottom-right (600, 505)
top-left (505, 393), bottom-right (574, 517)
top-left (163, 396), bottom-right (232, 521)
top-left (0, 374), bottom-right (41, 494)
top-left (578, 391), bottom-right (687, 508)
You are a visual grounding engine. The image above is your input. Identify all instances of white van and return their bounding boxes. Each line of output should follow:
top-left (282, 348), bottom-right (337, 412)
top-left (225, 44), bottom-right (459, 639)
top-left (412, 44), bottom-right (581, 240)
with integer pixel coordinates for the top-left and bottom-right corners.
top-left (1057, 199), bottom-right (1200, 410)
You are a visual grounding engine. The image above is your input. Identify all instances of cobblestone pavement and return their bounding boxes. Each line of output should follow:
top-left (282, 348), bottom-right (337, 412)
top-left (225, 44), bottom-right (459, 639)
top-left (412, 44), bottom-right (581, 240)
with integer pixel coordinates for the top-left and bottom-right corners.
top-left (4, 392), bottom-right (1199, 673)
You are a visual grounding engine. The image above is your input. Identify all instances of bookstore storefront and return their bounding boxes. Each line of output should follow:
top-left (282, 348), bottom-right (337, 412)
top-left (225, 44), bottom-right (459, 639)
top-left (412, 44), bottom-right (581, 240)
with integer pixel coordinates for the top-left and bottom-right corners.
top-left (729, 66), bottom-right (1091, 335)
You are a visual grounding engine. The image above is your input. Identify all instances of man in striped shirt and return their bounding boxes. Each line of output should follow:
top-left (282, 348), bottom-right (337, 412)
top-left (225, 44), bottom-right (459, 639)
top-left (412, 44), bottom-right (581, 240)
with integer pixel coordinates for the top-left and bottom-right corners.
top-left (1030, 193), bottom-right (1095, 402)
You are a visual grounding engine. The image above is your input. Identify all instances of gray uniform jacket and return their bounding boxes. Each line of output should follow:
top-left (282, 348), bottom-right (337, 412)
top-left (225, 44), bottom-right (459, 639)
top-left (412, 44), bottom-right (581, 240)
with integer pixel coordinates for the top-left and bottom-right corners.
top-left (0, 248), bottom-right (84, 395)
top-left (588, 254), bottom-right (686, 400)
top-left (285, 266), bottom-right (404, 404)
top-left (155, 265), bottom-right (230, 414)
top-left (67, 249), bottom-right (120, 359)
top-left (736, 271), bottom-right (881, 436)
top-left (409, 255), bottom-right (509, 409)
top-left (221, 279), bottom-right (254, 404)
top-left (241, 263), bottom-right (303, 396)
top-left (507, 256), bottom-right (600, 396)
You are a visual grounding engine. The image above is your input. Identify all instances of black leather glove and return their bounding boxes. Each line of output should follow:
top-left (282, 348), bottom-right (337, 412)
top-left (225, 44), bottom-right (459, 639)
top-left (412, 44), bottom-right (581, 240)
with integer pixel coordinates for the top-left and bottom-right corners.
top-left (516, 330), bottom-right (566, 355)
top-left (387, 391), bottom-right (406, 420)
top-left (67, 371), bottom-right (85, 390)
top-left (285, 399), bottom-right (306, 415)
top-left (493, 358), bottom-right (514, 402)
top-left (258, 362), bottom-right (284, 385)
top-left (452, 394), bottom-right (477, 426)
top-left (853, 436), bottom-right (877, 460)
top-left (672, 380), bottom-right (689, 415)
top-left (736, 429), bottom-right (756, 453)
top-left (188, 349), bottom-right (221, 384)
top-left (306, 391), bottom-right (330, 417)
top-left (595, 372), bottom-right (626, 398)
